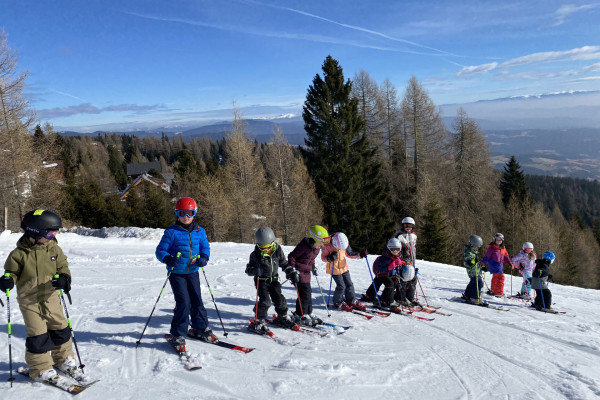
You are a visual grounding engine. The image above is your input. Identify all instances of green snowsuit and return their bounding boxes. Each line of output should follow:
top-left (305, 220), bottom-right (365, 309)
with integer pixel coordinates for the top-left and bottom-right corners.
top-left (3, 235), bottom-right (73, 378)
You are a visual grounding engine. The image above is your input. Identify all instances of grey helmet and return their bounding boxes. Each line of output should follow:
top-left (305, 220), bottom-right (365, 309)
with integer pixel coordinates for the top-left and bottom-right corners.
top-left (469, 235), bottom-right (483, 248)
top-left (255, 226), bottom-right (275, 245)
top-left (21, 209), bottom-right (62, 239)
top-left (402, 216), bottom-right (415, 226)
top-left (387, 238), bottom-right (402, 251)
top-left (522, 242), bottom-right (534, 250)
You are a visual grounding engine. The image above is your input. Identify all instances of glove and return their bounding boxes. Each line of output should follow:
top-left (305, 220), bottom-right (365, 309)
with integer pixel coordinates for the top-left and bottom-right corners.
top-left (287, 268), bottom-right (300, 285)
top-left (197, 254), bottom-right (209, 268)
top-left (415, 268), bottom-right (419, 276)
top-left (359, 249), bottom-right (368, 258)
top-left (390, 267), bottom-right (398, 276)
top-left (481, 265), bottom-right (488, 272)
top-left (312, 266), bottom-right (319, 276)
top-left (326, 252), bottom-right (338, 262)
top-left (163, 255), bottom-right (178, 267)
top-left (0, 275), bottom-right (14, 291)
top-left (51, 274), bottom-right (71, 292)
top-left (469, 259), bottom-right (476, 265)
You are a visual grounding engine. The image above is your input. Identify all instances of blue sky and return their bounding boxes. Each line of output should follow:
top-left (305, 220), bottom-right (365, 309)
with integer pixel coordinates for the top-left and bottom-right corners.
top-left (2, 0), bottom-right (599, 132)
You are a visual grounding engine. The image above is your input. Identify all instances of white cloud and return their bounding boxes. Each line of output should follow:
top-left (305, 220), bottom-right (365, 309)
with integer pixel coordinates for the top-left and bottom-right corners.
top-left (500, 46), bottom-right (600, 68)
top-left (457, 62), bottom-right (498, 77)
top-left (553, 4), bottom-right (598, 26)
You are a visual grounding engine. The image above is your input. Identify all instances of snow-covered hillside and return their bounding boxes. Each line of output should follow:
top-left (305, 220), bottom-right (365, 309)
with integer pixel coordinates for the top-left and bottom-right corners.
top-left (1, 228), bottom-right (599, 400)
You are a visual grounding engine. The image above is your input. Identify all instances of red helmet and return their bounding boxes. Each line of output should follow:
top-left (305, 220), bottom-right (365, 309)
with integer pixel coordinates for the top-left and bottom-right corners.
top-left (175, 197), bottom-right (197, 211)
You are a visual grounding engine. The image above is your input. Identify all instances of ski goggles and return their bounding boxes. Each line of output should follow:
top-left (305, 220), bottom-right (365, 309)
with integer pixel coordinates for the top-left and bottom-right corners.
top-left (524, 248), bottom-right (533, 253)
top-left (175, 209), bottom-right (197, 218)
top-left (389, 247), bottom-right (401, 253)
top-left (44, 230), bottom-right (59, 240)
top-left (258, 242), bottom-right (275, 252)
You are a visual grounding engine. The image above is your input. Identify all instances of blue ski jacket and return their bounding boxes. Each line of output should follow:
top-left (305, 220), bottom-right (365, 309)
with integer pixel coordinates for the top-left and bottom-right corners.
top-left (155, 222), bottom-right (210, 274)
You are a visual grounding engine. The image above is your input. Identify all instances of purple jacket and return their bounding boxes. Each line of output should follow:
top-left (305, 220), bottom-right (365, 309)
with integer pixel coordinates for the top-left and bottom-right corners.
top-left (288, 237), bottom-right (320, 284)
top-left (511, 250), bottom-right (536, 275)
top-left (482, 243), bottom-right (513, 274)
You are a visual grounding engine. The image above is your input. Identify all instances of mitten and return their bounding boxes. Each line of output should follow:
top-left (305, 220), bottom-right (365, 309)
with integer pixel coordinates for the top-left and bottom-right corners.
top-left (197, 254), bottom-right (209, 268)
top-left (481, 265), bottom-right (488, 272)
top-left (312, 266), bottom-right (319, 276)
top-left (288, 269), bottom-right (300, 285)
top-left (359, 249), bottom-right (368, 258)
top-left (326, 252), bottom-right (338, 262)
top-left (415, 267), bottom-right (419, 276)
top-left (0, 274), bottom-right (14, 291)
top-left (52, 274), bottom-right (71, 292)
top-left (164, 255), bottom-right (178, 267)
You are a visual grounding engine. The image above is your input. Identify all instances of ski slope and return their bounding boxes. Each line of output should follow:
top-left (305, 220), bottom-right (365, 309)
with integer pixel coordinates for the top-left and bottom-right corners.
top-left (1, 227), bottom-right (599, 400)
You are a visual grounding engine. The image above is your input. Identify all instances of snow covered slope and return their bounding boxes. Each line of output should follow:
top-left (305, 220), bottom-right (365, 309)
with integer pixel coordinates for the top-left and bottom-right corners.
top-left (1, 228), bottom-right (599, 399)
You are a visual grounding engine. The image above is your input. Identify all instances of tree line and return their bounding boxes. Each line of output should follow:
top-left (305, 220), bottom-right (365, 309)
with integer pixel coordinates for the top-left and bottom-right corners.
top-left (1, 33), bottom-right (599, 289)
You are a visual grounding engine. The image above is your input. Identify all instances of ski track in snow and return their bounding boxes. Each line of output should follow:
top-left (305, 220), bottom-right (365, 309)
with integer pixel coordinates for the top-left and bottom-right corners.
top-left (1, 229), bottom-right (600, 400)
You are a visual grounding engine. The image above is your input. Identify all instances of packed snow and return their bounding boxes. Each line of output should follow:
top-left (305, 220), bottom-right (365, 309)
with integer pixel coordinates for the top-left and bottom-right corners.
top-left (1, 227), bottom-right (599, 400)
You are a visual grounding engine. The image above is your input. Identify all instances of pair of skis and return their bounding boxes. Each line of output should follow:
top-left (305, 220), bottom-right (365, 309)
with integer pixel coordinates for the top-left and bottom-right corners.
top-left (17, 366), bottom-right (99, 395)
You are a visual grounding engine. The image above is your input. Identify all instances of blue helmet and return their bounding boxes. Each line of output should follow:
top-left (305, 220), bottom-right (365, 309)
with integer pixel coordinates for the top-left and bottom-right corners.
top-left (542, 251), bottom-right (556, 264)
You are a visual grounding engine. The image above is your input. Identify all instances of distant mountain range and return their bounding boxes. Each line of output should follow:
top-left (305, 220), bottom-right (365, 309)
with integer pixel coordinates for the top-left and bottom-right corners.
top-left (59, 90), bottom-right (600, 180)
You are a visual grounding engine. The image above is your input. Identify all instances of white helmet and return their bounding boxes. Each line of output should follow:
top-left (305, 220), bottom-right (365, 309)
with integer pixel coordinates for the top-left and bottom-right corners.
top-left (401, 264), bottom-right (415, 282)
top-left (522, 242), bottom-right (534, 250)
top-left (332, 232), bottom-right (349, 250)
top-left (387, 238), bottom-right (402, 251)
top-left (402, 217), bottom-right (415, 226)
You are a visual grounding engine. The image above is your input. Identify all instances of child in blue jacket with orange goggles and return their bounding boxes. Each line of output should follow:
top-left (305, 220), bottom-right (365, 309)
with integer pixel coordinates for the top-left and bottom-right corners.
top-left (155, 197), bottom-right (214, 346)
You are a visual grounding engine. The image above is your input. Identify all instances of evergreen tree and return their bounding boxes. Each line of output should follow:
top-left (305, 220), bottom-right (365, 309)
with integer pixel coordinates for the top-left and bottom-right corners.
top-left (419, 199), bottom-right (451, 263)
top-left (301, 55), bottom-right (391, 250)
top-left (499, 156), bottom-right (530, 207)
top-left (107, 145), bottom-right (128, 190)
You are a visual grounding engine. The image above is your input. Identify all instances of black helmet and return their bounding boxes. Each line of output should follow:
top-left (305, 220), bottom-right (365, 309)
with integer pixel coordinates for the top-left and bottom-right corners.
top-left (21, 209), bottom-right (62, 239)
top-left (469, 235), bottom-right (483, 248)
top-left (255, 226), bottom-right (275, 245)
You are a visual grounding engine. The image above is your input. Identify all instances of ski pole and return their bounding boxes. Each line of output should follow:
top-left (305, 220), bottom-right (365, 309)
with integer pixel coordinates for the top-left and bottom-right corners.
top-left (253, 277), bottom-right (260, 328)
top-left (314, 274), bottom-right (331, 317)
top-left (416, 276), bottom-right (429, 307)
top-left (200, 262), bottom-right (228, 338)
top-left (326, 258), bottom-right (335, 309)
top-left (5, 274), bottom-right (14, 386)
top-left (538, 276), bottom-right (547, 312)
top-left (364, 257), bottom-right (382, 307)
top-left (55, 274), bottom-right (85, 373)
top-left (510, 267), bottom-right (513, 297)
top-left (136, 253), bottom-right (180, 347)
top-left (294, 283), bottom-right (304, 317)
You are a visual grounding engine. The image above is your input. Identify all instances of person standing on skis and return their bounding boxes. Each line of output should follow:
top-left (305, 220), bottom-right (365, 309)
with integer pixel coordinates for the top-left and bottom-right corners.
top-left (245, 227), bottom-right (295, 334)
top-left (481, 233), bottom-right (514, 296)
top-left (461, 235), bottom-right (488, 306)
top-left (394, 217), bottom-right (420, 306)
top-left (532, 251), bottom-right (555, 310)
top-left (287, 225), bottom-right (329, 326)
top-left (1, 209), bottom-right (91, 385)
top-left (155, 197), bottom-right (215, 349)
top-left (511, 242), bottom-right (537, 298)
top-left (320, 232), bottom-right (367, 312)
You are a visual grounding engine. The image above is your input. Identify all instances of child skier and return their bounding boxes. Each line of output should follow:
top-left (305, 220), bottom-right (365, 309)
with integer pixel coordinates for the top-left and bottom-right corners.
top-left (365, 238), bottom-right (406, 309)
top-left (481, 233), bottom-right (514, 296)
top-left (0, 209), bottom-right (92, 385)
top-left (320, 232), bottom-right (367, 312)
top-left (155, 197), bottom-right (215, 349)
top-left (511, 242), bottom-right (537, 298)
top-left (287, 225), bottom-right (329, 326)
top-left (461, 235), bottom-right (488, 306)
top-left (531, 251), bottom-right (555, 310)
top-left (394, 217), bottom-right (420, 306)
top-left (245, 227), bottom-right (296, 333)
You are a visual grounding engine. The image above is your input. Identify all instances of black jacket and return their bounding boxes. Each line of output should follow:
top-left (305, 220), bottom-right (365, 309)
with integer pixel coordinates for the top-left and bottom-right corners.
top-left (245, 244), bottom-right (290, 280)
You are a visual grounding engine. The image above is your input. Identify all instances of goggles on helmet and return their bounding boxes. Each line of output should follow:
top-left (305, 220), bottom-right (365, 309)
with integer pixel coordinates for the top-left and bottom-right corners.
top-left (45, 230), bottom-right (58, 240)
top-left (524, 248), bottom-right (533, 253)
top-left (175, 209), bottom-right (197, 218)
top-left (389, 247), bottom-right (401, 253)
